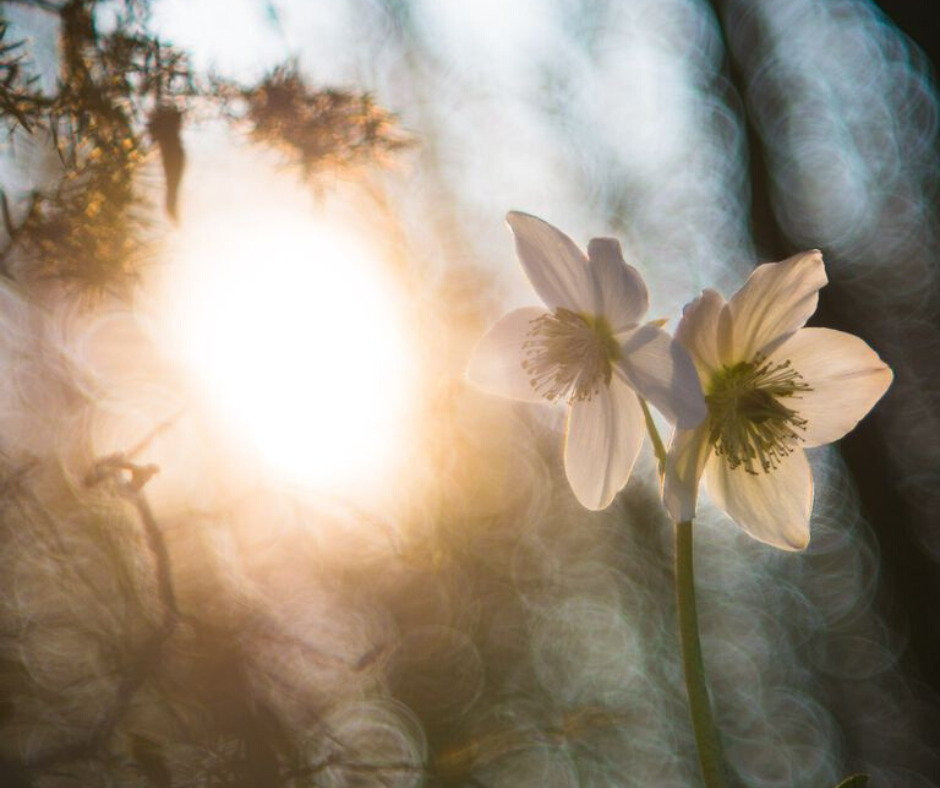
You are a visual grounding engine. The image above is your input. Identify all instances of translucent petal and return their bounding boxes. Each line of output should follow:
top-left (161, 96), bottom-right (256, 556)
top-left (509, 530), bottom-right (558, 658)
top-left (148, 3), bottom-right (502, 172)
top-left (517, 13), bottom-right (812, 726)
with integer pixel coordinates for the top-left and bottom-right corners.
top-left (770, 327), bottom-right (893, 447)
top-left (586, 237), bottom-right (648, 332)
top-left (564, 379), bottom-right (644, 510)
top-left (615, 324), bottom-right (707, 429)
top-left (506, 212), bottom-right (594, 313)
top-left (675, 288), bottom-right (726, 379)
top-left (466, 307), bottom-right (548, 403)
top-left (704, 449), bottom-right (814, 551)
top-left (663, 423), bottom-right (713, 523)
top-left (726, 250), bottom-right (827, 363)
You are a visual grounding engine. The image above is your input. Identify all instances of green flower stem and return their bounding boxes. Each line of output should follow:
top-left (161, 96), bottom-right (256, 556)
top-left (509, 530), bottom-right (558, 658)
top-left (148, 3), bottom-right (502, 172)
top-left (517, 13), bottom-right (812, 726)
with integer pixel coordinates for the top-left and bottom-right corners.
top-left (638, 397), bottom-right (668, 475)
top-left (637, 403), bottom-right (728, 786)
top-left (640, 402), bottom-right (855, 787)
top-left (676, 519), bottom-right (729, 788)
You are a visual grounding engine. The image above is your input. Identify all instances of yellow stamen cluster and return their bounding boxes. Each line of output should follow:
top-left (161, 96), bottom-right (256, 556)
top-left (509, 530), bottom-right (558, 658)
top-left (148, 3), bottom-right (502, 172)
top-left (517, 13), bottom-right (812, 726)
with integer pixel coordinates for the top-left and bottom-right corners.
top-left (522, 308), bottom-right (620, 403)
top-left (706, 356), bottom-right (811, 474)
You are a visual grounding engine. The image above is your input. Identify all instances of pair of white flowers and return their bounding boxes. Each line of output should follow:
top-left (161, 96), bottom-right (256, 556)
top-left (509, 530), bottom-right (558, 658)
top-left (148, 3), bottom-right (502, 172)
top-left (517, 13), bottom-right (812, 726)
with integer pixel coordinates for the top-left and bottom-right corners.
top-left (468, 212), bottom-right (893, 550)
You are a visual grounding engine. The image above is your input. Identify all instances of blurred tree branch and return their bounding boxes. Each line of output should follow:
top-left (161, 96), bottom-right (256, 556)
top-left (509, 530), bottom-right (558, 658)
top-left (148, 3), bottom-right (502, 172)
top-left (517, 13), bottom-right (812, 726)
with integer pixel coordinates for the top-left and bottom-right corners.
top-left (0, 0), bottom-right (411, 298)
top-left (212, 61), bottom-right (413, 178)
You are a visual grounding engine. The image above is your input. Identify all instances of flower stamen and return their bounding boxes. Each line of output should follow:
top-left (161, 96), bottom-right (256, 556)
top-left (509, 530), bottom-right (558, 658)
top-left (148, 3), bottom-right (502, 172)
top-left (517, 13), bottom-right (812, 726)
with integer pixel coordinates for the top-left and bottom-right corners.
top-left (522, 308), bottom-right (620, 402)
top-left (706, 356), bottom-right (811, 474)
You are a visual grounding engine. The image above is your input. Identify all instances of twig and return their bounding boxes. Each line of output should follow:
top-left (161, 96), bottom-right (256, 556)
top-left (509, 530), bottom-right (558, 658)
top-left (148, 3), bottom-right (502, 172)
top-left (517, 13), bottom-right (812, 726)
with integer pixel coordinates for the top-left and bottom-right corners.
top-left (29, 451), bottom-right (179, 768)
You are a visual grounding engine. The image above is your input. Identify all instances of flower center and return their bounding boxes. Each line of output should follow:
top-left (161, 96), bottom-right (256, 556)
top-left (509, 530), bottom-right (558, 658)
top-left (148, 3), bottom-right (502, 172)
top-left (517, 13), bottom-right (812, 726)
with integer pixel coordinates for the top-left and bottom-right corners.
top-left (522, 308), bottom-right (620, 403)
top-left (705, 356), bottom-right (811, 474)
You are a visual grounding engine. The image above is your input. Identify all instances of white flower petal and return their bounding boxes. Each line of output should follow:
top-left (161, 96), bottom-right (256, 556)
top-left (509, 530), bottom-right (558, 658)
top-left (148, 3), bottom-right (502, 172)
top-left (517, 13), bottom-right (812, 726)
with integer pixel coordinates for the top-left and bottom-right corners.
top-left (663, 423), bottom-right (713, 523)
top-left (770, 327), bottom-right (893, 448)
top-left (615, 324), bottom-right (707, 429)
top-left (704, 449), bottom-right (814, 551)
top-left (675, 288), bottom-right (726, 378)
top-left (506, 212), bottom-right (594, 313)
top-left (564, 378), bottom-right (644, 510)
top-left (586, 238), bottom-right (648, 332)
top-left (726, 250), bottom-right (827, 362)
top-left (466, 307), bottom-right (548, 403)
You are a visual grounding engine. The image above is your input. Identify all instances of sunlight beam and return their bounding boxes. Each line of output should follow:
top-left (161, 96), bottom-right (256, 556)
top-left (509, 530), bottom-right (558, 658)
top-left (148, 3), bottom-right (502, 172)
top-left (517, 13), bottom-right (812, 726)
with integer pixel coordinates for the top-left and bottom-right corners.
top-left (159, 201), bottom-right (415, 496)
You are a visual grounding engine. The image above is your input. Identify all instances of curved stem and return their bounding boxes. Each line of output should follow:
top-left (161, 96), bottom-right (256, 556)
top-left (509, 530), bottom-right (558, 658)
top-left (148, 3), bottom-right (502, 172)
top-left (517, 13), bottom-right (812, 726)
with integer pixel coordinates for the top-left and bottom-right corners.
top-left (638, 397), bottom-right (668, 476)
top-left (676, 519), bottom-right (729, 788)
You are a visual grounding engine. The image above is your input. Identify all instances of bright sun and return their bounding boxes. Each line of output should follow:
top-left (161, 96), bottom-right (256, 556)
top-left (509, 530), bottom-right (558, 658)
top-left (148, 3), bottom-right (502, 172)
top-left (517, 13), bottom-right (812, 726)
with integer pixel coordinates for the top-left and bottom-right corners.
top-left (160, 201), bottom-right (415, 494)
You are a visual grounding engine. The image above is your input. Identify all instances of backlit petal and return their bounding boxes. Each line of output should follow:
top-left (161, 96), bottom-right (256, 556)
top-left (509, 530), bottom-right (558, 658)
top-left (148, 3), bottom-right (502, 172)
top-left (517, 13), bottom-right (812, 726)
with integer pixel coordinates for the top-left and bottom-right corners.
top-left (506, 212), bottom-right (594, 313)
top-left (663, 423), bottom-right (713, 523)
top-left (727, 250), bottom-right (827, 362)
top-left (466, 307), bottom-right (548, 403)
top-left (564, 378), bottom-right (644, 510)
top-left (770, 327), bottom-right (893, 448)
top-left (675, 288), bottom-right (726, 378)
top-left (586, 237), bottom-right (648, 332)
top-left (704, 449), bottom-right (813, 551)
top-left (615, 324), bottom-right (707, 429)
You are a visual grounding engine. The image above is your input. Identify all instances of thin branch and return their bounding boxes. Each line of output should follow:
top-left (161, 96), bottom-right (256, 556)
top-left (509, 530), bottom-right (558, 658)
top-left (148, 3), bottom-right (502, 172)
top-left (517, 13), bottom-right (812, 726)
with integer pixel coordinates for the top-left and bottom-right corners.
top-left (29, 451), bottom-right (180, 769)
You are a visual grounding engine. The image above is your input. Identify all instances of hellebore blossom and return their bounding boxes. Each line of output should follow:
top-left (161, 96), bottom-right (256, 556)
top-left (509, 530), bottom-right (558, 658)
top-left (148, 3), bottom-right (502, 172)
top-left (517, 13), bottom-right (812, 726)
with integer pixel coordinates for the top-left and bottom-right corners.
top-left (663, 250), bottom-right (893, 550)
top-left (468, 212), bottom-right (706, 510)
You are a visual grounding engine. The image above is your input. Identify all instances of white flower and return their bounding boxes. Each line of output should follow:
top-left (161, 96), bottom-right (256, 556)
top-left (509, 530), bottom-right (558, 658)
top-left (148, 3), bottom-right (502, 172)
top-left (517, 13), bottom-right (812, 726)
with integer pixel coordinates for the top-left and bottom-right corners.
top-left (663, 250), bottom-right (893, 550)
top-left (467, 212), bottom-right (706, 510)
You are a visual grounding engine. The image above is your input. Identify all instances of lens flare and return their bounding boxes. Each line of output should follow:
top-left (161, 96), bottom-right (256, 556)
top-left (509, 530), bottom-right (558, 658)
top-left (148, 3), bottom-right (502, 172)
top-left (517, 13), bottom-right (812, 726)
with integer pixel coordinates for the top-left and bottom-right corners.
top-left (160, 205), bottom-right (415, 495)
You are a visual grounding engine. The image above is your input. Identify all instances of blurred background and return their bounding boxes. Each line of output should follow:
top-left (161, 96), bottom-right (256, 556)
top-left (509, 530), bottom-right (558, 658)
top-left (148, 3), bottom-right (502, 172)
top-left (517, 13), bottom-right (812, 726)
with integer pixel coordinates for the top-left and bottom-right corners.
top-left (0, 0), bottom-right (939, 785)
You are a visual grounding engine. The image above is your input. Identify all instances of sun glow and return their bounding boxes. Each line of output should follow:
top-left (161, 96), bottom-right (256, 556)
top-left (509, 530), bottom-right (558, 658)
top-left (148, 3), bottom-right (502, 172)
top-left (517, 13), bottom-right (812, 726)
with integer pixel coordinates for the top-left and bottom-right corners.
top-left (161, 204), bottom-right (415, 494)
